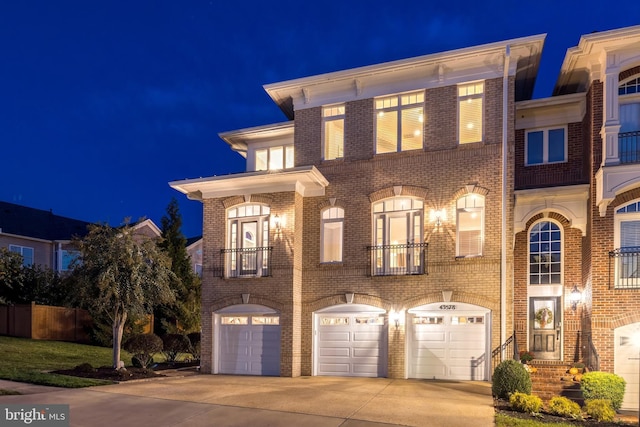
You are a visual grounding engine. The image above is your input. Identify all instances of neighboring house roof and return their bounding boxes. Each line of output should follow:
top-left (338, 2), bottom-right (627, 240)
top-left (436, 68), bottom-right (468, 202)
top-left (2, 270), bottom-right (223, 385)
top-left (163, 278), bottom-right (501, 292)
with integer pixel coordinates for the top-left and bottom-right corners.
top-left (0, 201), bottom-right (91, 241)
top-left (186, 236), bottom-right (202, 248)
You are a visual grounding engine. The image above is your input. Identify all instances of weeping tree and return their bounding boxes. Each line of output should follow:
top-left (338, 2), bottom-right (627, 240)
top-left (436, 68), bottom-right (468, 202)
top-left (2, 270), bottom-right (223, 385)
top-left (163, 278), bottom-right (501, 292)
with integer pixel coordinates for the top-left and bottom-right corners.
top-left (72, 221), bottom-right (176, 368)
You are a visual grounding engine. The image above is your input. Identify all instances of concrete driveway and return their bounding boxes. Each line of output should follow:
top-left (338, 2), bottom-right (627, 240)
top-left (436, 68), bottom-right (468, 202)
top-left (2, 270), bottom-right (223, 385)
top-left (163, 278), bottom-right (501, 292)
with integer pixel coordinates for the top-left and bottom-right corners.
top-left (0, 375), bottom-right (495, 427)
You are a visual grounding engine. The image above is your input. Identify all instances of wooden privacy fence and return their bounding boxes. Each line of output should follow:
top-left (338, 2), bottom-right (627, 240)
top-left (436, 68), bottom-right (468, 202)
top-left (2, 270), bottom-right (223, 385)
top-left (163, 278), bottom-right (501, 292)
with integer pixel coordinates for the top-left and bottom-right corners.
top-left (0, 302), bottom-right (154, 343)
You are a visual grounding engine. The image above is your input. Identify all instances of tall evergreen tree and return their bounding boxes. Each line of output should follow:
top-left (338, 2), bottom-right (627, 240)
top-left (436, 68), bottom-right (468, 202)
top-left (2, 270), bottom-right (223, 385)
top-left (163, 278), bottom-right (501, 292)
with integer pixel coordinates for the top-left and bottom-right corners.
top-left (156, 198), bottom-right (201, 334)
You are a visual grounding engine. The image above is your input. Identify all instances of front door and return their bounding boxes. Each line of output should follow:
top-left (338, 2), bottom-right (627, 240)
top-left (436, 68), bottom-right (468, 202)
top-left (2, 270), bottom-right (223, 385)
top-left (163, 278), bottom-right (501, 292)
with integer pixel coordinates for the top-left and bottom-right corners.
top-left (529, 297), bottom-right (561, 360)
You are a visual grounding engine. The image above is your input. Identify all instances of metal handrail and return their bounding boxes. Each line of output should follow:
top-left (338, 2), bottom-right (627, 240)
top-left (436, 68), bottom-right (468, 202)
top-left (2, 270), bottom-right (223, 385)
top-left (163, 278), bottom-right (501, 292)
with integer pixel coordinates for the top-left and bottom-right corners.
top-left (609, 247), bottom-right (640, 289)
top-left (220, 246), bottom-right (273, 278)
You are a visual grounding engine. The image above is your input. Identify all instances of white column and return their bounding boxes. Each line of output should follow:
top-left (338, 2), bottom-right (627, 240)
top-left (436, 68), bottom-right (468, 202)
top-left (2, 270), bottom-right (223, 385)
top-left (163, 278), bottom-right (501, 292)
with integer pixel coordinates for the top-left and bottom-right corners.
top-left (600, 52), bottom-right (621, 166)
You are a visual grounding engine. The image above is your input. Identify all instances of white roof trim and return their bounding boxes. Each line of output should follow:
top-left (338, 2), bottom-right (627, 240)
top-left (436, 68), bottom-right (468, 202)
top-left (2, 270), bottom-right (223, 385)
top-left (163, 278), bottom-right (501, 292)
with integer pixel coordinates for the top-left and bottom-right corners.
top-left (169, 166), bottom-right (329, 200)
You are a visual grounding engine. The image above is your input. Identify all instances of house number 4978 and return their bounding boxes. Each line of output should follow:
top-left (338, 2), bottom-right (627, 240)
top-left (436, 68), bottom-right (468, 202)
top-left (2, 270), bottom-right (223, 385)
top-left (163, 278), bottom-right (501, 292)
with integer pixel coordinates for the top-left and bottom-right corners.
top-left (439, 305), bottom-right (456, 310)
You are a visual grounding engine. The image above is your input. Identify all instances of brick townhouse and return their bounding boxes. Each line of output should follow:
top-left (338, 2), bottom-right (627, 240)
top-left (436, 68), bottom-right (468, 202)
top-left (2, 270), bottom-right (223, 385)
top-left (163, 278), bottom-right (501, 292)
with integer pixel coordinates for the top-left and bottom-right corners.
top-left (171, 25), bottom-right (640, 409)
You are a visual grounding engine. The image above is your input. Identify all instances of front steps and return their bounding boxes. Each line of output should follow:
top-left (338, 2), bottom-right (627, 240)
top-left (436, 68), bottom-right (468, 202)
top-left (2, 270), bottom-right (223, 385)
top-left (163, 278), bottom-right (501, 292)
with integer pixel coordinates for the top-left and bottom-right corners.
top-left (528, 360), bottom-right (584, 403)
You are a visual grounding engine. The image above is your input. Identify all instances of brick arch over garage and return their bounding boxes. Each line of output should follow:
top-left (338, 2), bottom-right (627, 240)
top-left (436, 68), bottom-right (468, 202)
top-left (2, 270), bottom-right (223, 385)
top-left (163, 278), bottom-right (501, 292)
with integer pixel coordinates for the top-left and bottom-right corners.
top-left (401, 291), bottom-right (499, 313)
top-left (209, 295), bottom-right (285, 313)
top-left (305, 293), bottom-right (393, 313)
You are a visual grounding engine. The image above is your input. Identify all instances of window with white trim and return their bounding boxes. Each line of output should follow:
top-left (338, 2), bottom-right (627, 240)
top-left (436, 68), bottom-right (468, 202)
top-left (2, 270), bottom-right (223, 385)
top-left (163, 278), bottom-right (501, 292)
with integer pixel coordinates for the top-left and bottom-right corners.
top-left (323, 105), bottom-right (345, 160)
top-left (321, 207), bottom-right (343, 263)
top-left (255, 145), bottom-right (294, 171)
top-left (525, 127), bottom-right (567, 165)
top-left (613, 200), bottom-right (640, 288)
top-left (371, 197), bottom-right (424, 275)
top-left (619, 76), bottom-right (640, 95)
top-left (458, 82), bottom-right (484, 144)
top-left (529, 221), bottom-right (561, 284)
top-left (226, 204), bottom-right (271, 277)
top-left (456, 194), bottom-right (484, 257)
top-left (375, 92), bottom-right (424, 154)
top-left (9, 245), bottom-right (34, 267)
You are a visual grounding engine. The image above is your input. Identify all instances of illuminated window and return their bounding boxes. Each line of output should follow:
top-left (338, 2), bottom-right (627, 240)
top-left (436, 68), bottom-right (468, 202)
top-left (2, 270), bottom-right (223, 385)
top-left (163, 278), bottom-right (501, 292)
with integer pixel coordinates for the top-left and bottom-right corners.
top-left (255, 145), bottom-right (294, 171)
top-left (529, 221), bottom-right (561, 284)
top-left (456, 194), bottom-right (484, 257)
top-left (321, 207), bottom-right (344, 263)
top-left (375, 92), bottom-right (424, 153)
top-left (458, 82), bottom-right (484, 144)
top-left (525, 127), bottom-right (567, 165)
top-left (323, 105), bottom-right (345, 160)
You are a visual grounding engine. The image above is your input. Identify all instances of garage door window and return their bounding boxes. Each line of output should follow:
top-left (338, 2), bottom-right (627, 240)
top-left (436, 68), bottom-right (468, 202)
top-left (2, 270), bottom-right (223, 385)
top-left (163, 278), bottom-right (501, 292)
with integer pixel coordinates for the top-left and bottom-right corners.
top-left (252, 316), bottom-right (279, 325)
top-left (355, 316), bottom-right (384, 325)
top-left (451, 316), bottom-right (484, 325)
top-left (413, 316), bottom-right (443, 324)
top-left (221, 316), bottom-right (249, 325)
top-left (321, 316), bottom-right (349, 326)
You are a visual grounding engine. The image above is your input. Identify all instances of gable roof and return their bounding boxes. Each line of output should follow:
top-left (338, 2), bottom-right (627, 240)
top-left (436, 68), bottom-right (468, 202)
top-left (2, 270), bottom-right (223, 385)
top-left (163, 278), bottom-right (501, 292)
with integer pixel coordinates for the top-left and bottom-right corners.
top-left (0, 201), bottom-right (91, 241)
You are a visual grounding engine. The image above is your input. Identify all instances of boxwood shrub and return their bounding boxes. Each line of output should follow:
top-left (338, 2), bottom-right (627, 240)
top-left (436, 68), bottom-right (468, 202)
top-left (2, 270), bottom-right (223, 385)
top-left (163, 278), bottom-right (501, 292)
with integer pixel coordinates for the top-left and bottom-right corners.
top-left (580, 371), bottom-right (626, 410)
top-left (492, 359), bottom-right (532, 399)
top-left (583, 399), bottom-right (615, 422)
top-left (548, 396), bottom-right (582, 419)
top-left (509, 392), bottom-right (542, 414)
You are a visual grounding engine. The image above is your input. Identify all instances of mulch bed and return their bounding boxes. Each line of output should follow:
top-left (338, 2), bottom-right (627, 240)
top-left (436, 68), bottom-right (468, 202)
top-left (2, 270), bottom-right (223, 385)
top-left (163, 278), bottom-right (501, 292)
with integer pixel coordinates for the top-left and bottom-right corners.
top-left (495, 399), bottom-right (636, 426)
top-left (52, 361), bottom-right (200, 382)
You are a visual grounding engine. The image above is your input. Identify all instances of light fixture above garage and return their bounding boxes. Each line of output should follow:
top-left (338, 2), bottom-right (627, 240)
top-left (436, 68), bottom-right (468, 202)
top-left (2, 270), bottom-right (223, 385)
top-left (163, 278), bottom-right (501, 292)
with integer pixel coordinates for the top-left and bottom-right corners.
top-left (391, 311), bottom-right (401, 329)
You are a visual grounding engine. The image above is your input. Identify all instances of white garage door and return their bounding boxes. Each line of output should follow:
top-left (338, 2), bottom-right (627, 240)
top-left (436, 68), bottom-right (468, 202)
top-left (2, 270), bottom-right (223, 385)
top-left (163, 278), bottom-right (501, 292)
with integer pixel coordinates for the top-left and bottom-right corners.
top-left (315, 307), bottom-right (387, 377)
top-left (219, 314), bottom-right (280, 376)
top-left (615, 323), bottom-right (640, 410)
top-left (409, 303), bottom-right (489, 381)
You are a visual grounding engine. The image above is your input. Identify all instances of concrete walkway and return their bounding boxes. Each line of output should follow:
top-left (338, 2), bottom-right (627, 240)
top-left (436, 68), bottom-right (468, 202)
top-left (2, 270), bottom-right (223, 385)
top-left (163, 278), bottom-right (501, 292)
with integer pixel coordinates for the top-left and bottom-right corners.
top-left (0, 375), bottom-right (495, 427)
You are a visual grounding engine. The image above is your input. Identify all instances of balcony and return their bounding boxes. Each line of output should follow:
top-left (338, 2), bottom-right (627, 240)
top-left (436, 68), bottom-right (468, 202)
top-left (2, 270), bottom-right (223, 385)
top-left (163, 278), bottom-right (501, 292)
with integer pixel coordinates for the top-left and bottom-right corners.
top-left (368, 242), bottom-right (428, 276)
top-left (221, 247), bottom-right (272, 278)
top-left (608, 247), bottom-right (640, 289)
top-left (619, 131), bottom-right (640, 164)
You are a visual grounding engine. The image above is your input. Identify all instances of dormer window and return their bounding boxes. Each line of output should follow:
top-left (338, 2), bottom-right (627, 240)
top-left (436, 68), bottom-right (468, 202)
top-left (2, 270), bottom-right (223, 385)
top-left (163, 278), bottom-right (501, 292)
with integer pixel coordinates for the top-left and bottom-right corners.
top-left (255, 145), bottom-right (294, 171)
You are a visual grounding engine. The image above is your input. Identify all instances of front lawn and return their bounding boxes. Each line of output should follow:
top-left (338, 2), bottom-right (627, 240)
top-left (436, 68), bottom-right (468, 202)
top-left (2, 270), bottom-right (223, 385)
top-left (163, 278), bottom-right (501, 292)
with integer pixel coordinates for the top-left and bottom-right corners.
top-left (0, 336), bottom-right (132, 387)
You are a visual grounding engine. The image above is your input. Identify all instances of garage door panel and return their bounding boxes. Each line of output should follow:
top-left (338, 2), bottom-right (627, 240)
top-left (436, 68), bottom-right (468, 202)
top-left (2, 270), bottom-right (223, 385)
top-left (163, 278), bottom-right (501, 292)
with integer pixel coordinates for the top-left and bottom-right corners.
top-left (409, 311), bottom-right (487, 380)
top-left (219, 318), bottom-right (281, 376)
top-left (316, 312), bottom-right (387, 377)
top-left (319, 347), bottom-right (350, 357)
top-left (615, 325), bottom-right (640, 410)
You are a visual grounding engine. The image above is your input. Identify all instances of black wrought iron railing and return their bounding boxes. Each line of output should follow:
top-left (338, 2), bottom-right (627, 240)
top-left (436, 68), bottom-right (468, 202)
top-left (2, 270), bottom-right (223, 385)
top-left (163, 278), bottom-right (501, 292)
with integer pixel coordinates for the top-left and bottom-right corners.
top-left (367, 242), bottom-right (428, 276)
top-left (220, 246), bottom-right (272, 278)
top-left (491, 330), bottom-right (519, 372)
top-left (581, 332), bottom-right (600, 372)
top-left (608, 247), bottom-right (640, 289)
top-left (619, 131), bottom-right (640, 164)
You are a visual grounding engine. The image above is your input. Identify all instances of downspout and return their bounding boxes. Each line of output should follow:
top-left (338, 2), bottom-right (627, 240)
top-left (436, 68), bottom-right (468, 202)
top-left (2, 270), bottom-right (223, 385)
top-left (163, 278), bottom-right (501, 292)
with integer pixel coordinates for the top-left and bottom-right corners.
top-left (501, 45), bottom-right (511, 357)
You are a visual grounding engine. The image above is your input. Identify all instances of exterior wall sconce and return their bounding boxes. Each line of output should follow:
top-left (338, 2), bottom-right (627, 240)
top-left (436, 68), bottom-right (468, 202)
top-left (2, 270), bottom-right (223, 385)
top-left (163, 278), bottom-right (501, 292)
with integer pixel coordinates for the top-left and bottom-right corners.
top-left (390, 311), bottom-right (401, 330)
top-left (569, 285), bottom-right (581, 311)
top-left (273, 214), bottom-right (281, 231)
top-left (429, 209), bottom-right (447, 227)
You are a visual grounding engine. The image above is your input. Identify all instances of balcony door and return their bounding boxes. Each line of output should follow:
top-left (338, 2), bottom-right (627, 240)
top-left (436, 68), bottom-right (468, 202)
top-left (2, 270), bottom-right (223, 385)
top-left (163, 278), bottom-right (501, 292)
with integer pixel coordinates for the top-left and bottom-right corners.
top-left (226, 204), bottom-right (270, 278)
top-left (240, 221), bottom-right (258, 275)
top-left (372, 197), bottom-right (423, 276)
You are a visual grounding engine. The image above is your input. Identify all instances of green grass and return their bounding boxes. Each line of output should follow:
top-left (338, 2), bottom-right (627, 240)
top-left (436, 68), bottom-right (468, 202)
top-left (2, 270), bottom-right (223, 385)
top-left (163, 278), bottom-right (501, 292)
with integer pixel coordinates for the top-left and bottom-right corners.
top-left (495, 414), bottom-right (577, 427)
top-left (0, 336), bottom-right (133, 388)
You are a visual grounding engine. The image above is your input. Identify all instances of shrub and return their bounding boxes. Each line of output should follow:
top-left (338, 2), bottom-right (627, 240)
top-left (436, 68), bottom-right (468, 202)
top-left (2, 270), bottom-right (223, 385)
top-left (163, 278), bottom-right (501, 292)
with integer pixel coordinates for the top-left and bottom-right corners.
top-left (492, 359), bottom-right (532, 399)
top-left (548, 396), bottom-right (582, 419)
top-left (123, 333), bottom-right (163, 369)
top-left (509, 392), bottom-right (542, 414)
top-left (131, 356), bottom-right (154, 368)
top-left (187, 332), bottom-right (201, 360)
top-left (161, 334), bottom-right (191, 363)
top-left (583, 399), bottom-right (615, 422)
top-left (580, 371), bottom-right (626, 410)
top-left (519, 350), bottom-right (534, 363)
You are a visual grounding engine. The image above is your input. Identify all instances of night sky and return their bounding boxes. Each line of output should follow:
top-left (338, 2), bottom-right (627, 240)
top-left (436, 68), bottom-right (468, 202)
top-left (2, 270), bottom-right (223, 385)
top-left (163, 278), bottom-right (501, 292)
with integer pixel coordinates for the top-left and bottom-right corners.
top-left (0, 1), bottom-right (637, 238)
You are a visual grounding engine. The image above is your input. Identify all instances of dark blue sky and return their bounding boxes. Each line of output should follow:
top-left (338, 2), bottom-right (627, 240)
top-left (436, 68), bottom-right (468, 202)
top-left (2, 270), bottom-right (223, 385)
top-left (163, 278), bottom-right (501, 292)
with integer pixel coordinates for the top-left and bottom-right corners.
top-left (0, 1), bottom-right (637, 238)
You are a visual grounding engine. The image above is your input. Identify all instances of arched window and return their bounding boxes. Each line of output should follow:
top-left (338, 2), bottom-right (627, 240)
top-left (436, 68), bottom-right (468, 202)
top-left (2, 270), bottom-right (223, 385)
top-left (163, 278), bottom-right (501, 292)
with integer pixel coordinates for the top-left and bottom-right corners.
top-left (371, 197), bottom-right (424, 275)
top-left (226, 204), bottom-right (271, 277)
top-left (529, 221), bottom-right (561, 285)
top-left (456, 194), bottom-right (484, 257)
top-left (320, 207), bottom-right (344, 263)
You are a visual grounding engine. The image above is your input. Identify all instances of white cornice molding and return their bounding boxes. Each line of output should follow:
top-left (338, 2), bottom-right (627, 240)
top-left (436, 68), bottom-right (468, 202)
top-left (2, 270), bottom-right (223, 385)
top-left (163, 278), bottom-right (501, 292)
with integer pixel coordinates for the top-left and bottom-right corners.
top-left (515, 93), bottom-right (586, 129)
top-left (169, 166), bottom-right (329, 200)
top-left (218, 121), bottom-right (294, 158)
top-left (514, 184), bottom-right (590, 236)
top-left (596, 164), bottom-right (640, 216)
top-left (265, 34), bottom-right (545, 114)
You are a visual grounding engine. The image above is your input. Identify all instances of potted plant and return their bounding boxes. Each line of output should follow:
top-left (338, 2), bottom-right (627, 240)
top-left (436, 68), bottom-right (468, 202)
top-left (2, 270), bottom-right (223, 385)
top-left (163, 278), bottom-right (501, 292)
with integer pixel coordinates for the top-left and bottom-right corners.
top-left (519, 350), bottom-right (535, 364)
